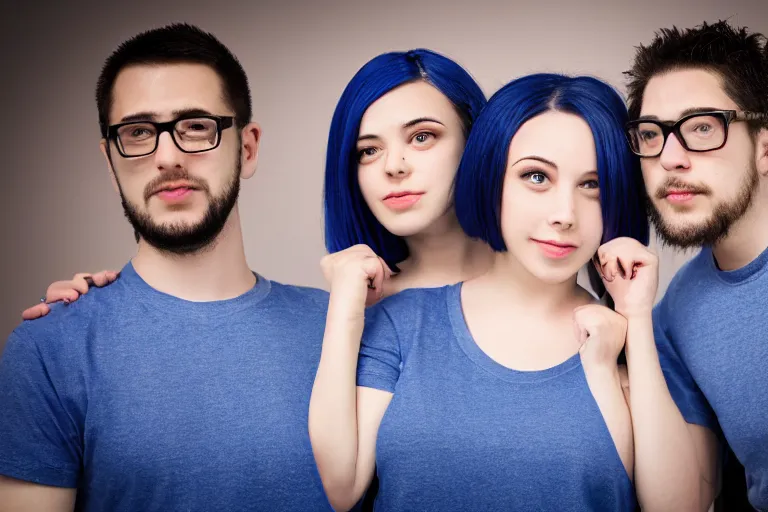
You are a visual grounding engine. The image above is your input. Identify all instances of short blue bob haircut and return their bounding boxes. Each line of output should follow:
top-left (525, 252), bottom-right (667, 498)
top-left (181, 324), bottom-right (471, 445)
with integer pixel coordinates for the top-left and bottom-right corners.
top-left (323, 49), bottom-right (487, 269)
top-left (454, 73), bottom-right (649, 296)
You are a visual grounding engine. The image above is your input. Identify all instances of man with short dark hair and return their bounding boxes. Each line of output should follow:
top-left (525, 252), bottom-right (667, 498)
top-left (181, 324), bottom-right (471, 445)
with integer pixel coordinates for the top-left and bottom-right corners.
top-left (625, 20), bottom-right (768, 510)
top-left (0, 24), bottom-right (336, 511)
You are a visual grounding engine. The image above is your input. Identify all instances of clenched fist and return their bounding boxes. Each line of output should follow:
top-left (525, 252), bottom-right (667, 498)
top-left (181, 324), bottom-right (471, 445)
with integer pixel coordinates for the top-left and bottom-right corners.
top-left (573, 304), bottom-right (628, 370)
top-left (321, 244), bottom-right (393, 310)
top-left (594, 237), bottom-right (659, 318)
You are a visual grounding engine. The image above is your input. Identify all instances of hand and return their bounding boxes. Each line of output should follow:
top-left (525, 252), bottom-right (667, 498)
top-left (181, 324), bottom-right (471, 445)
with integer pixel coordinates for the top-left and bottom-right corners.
top-left (573, 304), bottom-right (628, 370)
top-left (594, 237), bottom-right (659, 318)
top-left (21, 270), bottom-right (119, 321)
top-left (320, 245), bottom-right (393, 310)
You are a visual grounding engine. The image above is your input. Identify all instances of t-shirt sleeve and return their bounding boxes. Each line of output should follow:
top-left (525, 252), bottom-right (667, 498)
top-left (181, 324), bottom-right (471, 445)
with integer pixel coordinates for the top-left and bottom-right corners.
top-left (653, 306), bottom-right (719, 432)
top-left (356, 304), bottom-right (401, 393)
top-left (0, 330), bottom-right (81, 487)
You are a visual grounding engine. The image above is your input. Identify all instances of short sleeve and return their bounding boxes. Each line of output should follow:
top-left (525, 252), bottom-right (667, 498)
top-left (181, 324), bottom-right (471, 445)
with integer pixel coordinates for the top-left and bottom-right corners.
top-left (0, 330), bottom-right (82, 487)
top-left (653, 305), bottom-right (719, 433)
top-left (356, 303), bottom-right (401, 393)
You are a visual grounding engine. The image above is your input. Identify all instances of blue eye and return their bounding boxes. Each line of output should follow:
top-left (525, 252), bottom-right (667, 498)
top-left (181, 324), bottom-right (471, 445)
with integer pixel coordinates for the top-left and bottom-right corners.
top-left (522, 172), bottom-right (548, 185)
top-left (412, 132), bottom-right (435, 144)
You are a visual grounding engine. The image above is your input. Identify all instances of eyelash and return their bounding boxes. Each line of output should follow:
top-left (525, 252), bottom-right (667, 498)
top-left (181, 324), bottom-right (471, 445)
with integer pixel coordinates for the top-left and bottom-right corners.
top-left (520, 170), bottom-right (600, 190)
top-left (356, 131), bottom-right (437, 162)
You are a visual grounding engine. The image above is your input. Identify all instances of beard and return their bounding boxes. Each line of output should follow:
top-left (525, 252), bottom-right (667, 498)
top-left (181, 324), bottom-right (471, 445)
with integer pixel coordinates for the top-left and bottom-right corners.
top-left (648, 161), bottom-right (758, 249)
top-left (117, 160), bottom-right (241, 255)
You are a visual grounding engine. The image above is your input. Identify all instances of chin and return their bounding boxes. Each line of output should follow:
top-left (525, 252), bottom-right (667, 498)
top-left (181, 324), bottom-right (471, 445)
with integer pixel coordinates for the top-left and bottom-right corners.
top-left (379, 215), bottom-right (438, 238)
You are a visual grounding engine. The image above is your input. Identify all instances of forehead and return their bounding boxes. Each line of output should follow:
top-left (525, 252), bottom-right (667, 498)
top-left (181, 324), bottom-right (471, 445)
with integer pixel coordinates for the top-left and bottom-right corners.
top-left (109, 63), bottom-right (229, 122)
top-left (508, 111), bottom-right (596, 167)
top-left (359, 80), bottom-right (461, 132)
top-left (640, 69), bottom-right (739, 120)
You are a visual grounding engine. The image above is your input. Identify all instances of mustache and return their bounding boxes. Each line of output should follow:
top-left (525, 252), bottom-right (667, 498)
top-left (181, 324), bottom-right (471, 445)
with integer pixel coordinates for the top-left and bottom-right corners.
top-left (655, 178), bottom-right (711, 200)
top-left (144, 169), bottom-right (210, 202)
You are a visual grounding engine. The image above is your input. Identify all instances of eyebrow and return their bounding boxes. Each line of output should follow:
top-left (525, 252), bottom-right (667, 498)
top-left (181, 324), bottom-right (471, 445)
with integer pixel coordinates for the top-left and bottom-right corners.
top-left (636, 107), bottom-right (725, 122)
top-left (512, 155), bottom-right (597, 176)
top-left (357, 117), bottom-right (445, 142)
top-left (511, 155), bottom-right (559, 168)
top-left (119, 108), bottom-right (216, 123)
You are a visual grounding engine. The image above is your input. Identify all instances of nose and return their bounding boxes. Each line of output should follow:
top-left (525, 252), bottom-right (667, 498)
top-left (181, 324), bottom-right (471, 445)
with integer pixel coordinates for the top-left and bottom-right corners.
top-left (383, 145), bottom-right (412, 179)
top-left (153, 132), bottom-right (185, 171)
top-left (548, 189), bottom-right (577, 231)
top-left (658, 133), bottom-right (692, 173)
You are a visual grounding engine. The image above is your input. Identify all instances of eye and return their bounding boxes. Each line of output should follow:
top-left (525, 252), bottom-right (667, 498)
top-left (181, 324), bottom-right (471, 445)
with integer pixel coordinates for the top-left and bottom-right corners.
top-left (357, 147), bottom-right (379, 163)
top-left (521, 171), bottom-right (548, 185)
top-left (639, 130), bottom-right (658, 141)
top-left (581, 179), bottom-right (599, 190)
top-left (412, 132), bottom-right (435, 144)
top-left (692, 123), bottom-right (713, 134)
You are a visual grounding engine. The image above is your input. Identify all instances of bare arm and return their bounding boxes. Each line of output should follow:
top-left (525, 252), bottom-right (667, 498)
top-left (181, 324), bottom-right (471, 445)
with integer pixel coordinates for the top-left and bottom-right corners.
top-left (624, 313), bottom-right (718, 511)
top-left (309, 246), bottom-right (395, 511)
top-left (0, 476), bottom-right (76, 512)
top-left (308, 293), bottom-right (392, 511)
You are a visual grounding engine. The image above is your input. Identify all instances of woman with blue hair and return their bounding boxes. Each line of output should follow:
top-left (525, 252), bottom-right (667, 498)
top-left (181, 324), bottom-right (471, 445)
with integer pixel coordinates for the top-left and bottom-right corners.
top-left (323, 48), bottom-right (493, 297)
top-left (310, 73), bottom-right (695, 510)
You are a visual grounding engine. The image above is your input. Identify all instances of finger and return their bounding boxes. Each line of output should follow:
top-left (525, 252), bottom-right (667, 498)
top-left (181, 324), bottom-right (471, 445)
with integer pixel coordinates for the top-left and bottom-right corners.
top-left (45, 286), bottom-right (80, 304)
top-left (22, 303), bottom-right (50, 320)
top-left (615, 256), bottom-right (630, 280)
top-left (90, 270), bottom-right (115, 287)
top-left (70, 275), bottom-right (92, 295)
top-left (377, 257), bottom-right (394, 280)
top-left (602, 257), bottom-right (619, 282)
top-left (370, 258), bottom-right (387, 295)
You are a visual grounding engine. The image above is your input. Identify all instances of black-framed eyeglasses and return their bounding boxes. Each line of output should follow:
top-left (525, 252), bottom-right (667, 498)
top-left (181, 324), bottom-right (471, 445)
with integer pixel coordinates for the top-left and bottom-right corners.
top-left (106, 115), bottom-right (235, 158)
top-left (624, 110), bottom-right (768, 158)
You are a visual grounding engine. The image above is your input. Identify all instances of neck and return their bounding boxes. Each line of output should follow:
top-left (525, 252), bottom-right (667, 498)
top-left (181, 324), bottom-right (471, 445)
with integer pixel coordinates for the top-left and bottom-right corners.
top-left (399, 210), bottom-right (493, 286)
top-left (478, 251), bottom-right (588, 314)
top-left (131, 206), bottom-right (256, 301)
top-left (712, 185), bottom-right (768, 271)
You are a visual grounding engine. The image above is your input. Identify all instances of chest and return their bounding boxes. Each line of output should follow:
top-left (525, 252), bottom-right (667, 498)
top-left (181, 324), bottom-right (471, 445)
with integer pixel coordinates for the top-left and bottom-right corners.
top-left (79, 322), bottom-right (322, 485)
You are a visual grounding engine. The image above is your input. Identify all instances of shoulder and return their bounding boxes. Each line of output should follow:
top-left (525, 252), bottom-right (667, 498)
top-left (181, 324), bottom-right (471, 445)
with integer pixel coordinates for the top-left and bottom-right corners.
top-left (11, 279), bottom-right (130, 352)
top-left (261, 279), bottom-right (330, 314)
top-left (661, 249), bottom-right (709, 300)
top-left (366, 285), bottom-right (451, 331)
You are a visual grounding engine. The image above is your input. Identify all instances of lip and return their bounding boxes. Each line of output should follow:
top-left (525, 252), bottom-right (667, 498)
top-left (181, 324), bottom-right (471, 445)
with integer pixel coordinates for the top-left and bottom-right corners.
top-left (382, 191), bottom-right (424, 210)
top-left (531, 239), bottom-right (578, 259)
top-left (663, 189), bottom-right (700, 204)
top-left (152, 181), bottom-right (199, 202)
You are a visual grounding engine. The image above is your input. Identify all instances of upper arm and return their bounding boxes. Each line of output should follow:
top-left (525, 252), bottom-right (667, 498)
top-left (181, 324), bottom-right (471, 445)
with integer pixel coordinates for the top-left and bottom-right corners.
top-left (0, 475), bottom-right (76, 512)
top-left (351, 304), bottom-right (401, 500)
top-left (0, 331), bottom-right (82, 488)
top-left (352, 386), bottom-right (393, 499)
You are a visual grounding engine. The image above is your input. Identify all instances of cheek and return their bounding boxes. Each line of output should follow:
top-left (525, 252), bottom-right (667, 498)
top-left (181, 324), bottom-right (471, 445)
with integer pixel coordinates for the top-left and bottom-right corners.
top-left (357, 166), bottom-right (382, 208)
top-left (580, 203), bottom-right (604, 250)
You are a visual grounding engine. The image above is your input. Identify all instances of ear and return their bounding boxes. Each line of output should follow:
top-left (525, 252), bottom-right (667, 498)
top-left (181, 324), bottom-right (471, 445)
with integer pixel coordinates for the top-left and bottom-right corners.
top-left (756, 127), bottom-right (768, 177)
top-left (99, 139), bottom-right (121, 194)
top-left (238, 122), bottom-right (261, 180)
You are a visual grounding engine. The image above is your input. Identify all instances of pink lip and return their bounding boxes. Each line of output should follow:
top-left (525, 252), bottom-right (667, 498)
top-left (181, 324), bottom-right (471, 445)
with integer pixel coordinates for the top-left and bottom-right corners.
top-left (156, 187), bottom-right (195, 202)
top-left (665, 190), bottom-right (698, 204)
top-left (383, 192), bottom-right (424, 210)
top-left (531, 239), bottom-right (578, 259)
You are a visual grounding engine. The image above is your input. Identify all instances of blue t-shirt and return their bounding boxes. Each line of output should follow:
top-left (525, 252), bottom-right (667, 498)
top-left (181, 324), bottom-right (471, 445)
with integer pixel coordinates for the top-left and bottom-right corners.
top-left (0, 262), bottom-right (335, 512)
top-left (654, 245), bottom-right (768, 510)
top-left (356, 284), bottom-right (636, 511)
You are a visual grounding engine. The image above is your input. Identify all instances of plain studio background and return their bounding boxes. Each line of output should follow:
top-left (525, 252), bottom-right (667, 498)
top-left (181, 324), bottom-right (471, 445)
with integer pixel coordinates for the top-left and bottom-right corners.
top-left (0, 0), bottom-right (766, 344)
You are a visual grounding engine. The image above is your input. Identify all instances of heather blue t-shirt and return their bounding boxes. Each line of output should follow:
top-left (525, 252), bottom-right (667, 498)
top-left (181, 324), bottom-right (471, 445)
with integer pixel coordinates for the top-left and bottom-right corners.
top-left (0, 262), bottom-right (335, 512)
top-left (357, 284), bottom-right (636, 511)
top-left (654, 245), bottom-right (768, 511)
